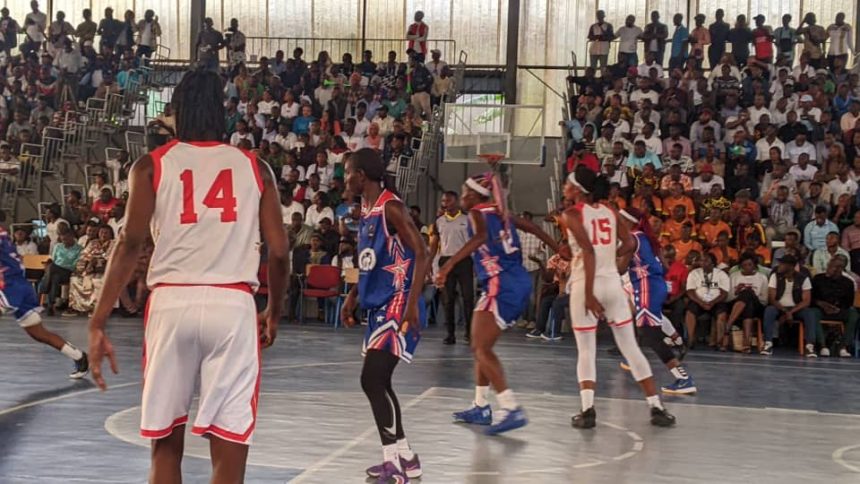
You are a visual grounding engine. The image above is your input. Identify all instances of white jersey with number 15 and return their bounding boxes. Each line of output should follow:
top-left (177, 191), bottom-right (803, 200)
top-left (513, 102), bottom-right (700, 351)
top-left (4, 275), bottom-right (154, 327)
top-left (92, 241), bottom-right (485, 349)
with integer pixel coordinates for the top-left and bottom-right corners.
top-left (567, 202), bottom-right (618, 282)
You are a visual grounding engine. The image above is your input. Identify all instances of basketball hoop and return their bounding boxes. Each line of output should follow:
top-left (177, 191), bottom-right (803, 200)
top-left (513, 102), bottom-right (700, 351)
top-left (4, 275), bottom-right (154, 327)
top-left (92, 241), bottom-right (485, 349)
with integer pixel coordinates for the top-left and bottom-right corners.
top-left (477, 152), bottom-right (506, 168)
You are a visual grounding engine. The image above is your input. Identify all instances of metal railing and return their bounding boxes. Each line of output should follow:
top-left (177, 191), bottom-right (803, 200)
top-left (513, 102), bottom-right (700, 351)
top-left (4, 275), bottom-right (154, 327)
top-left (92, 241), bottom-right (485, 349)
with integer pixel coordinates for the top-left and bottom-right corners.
top-left (242, 37), bottom-right (457, 65)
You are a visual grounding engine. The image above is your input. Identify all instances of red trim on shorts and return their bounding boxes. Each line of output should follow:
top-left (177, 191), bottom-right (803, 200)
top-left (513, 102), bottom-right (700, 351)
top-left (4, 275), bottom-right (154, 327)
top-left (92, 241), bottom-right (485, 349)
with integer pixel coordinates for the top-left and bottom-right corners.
top-left (154, 282), bottom-right (253, 294)
top-left (240, 149), bottom-right (265, 193)
top-left (574, 325), bottom-right (598, 332)
top-left (141, 297), bottom-right (152, 392)
top-left (141, 415), bottom-right (188, 439)
top-left (611, 318), bottom-right (633, 328)
top-left (148, 139), bottom-right (179, 192)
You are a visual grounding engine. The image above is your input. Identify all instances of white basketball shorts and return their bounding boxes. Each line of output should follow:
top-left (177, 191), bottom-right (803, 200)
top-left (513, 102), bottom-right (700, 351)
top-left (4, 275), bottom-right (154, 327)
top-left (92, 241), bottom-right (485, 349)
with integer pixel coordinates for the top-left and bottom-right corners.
top-left (139, 284), bottom-right (261, 445)
top-left (569, 274), bottom-right (633, 331)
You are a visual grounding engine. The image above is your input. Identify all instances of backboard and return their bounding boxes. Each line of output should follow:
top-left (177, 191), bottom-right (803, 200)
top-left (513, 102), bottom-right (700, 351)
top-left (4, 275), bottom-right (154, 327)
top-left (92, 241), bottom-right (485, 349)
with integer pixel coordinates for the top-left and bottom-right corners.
top-left (442, 103), bottom-right (546, 165)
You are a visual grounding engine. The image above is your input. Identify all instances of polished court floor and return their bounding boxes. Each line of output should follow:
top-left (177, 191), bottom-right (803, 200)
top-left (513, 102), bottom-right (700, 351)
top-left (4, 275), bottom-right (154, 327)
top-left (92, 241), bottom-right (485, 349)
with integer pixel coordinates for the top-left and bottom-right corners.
top-left (1, 317), bottom-right (859, 483)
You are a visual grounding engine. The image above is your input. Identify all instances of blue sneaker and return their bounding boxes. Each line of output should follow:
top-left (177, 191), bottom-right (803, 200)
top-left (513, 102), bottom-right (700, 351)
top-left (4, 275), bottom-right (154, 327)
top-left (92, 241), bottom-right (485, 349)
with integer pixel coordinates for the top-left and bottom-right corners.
top-left (453, 404), bottom-right (492, 425)
top-left (485, 407), bottom-right (528, 435)
top-left (661, 377), bottom-right (697, 395)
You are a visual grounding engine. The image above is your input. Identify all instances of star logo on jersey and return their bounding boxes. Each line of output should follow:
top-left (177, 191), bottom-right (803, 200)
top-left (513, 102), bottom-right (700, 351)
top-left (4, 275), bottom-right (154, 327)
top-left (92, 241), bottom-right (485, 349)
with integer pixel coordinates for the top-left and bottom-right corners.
top-left (479, 252), bottom-right (502, 277)
top-left (358, 248), bottom-right (377, 271)
top-left (383, 248), bottom-right (412, 291)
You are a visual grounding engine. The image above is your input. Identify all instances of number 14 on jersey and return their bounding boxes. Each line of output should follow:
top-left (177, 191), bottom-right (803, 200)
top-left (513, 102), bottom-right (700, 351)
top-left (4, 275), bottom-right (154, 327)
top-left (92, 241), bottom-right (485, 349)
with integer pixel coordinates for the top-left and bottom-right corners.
top-left (179, 169), bottom-right (238, 224)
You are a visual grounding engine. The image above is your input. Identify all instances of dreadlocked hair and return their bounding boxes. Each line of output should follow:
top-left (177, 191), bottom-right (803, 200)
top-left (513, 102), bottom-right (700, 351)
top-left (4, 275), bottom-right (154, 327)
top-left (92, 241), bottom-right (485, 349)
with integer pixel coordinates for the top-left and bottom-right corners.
top-left (172, 68), bottom-right (226, 142)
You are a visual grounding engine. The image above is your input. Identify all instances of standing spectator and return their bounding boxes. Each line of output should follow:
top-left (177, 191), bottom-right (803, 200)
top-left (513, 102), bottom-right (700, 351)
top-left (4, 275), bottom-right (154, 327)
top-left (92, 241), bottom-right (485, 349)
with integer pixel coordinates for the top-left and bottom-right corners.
top-left (195, 17), bottom-right (224, 72)
top-left (430, 191), bottom-right (473, 345)
top-left (47, 11), bottom-right (74, 57)
top-left (773, 14), bottom-right (798, 64)
top-left (841, 211), bottom-right (860, 273)
top-left (114, 10), bottom-right (137, 54)
top-left (136, 9), bottom-right (161, 59)
top-left (517, 211), bottom-right (544, 327)
top-left (668, 14), bottom-right (689, 70)
top-left (587, 10), bottom-right (613, 68)
top-left (616, 15), bottom-right (642, 67)
top-left (797, 13), bottom-right (826, 69)
top-left (684, 252), bottom-right (730, 349)
top-left (811, 257), bottom-right (858, 357)
top-left (825, 13), bottom-right (854, 71)
top-left (727, 15), bottom-right (752, 67)
top-left (708, 9), bottom-right (730, 69)
top-left (811, 231), bottom-right (849, 274)
top-left (426, 48), bottom-right (447, 77)
top-left (751, 14), bottom-right (773, 62)
top-left (689, 14), bottom-right (710, 70)
top-left (726, 253), bottom-right (769, 352)
top-left (642, 11), bottom-right (668, 66)
top-left (406, 11), bottom-right (429, 62)
top-left (408, 54), bottom-right (433, 120)
top-left (25, 1), bottom-right (47, 33)
top-left (225, 18), bottom-right (246, 71)
top-left (0, 8), bottom-right (21, 56)
top-left (762, 254), bottom-right (816, 357)
top-left (75, 8), bottom-right (97, 46)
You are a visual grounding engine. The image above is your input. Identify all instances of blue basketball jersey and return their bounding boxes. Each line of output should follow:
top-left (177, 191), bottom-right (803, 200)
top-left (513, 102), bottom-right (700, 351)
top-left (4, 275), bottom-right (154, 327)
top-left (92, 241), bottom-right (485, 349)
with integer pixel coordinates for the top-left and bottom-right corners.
top-left (468, 203), bottom-right (525, 282)
top-left (0, 229), bottom-right (26, 284)
top-left (629, 230), bottom-right (664, 282)
top-left (357, 190), bottom-right (416, 310)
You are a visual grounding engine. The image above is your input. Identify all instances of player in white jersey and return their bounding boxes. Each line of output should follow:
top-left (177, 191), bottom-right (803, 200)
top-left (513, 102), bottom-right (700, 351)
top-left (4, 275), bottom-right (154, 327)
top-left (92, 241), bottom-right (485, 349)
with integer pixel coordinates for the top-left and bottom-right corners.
top-left (562, 166), bottom-right (675, 429)
top-left (88, 69), bottom-right (289, 484)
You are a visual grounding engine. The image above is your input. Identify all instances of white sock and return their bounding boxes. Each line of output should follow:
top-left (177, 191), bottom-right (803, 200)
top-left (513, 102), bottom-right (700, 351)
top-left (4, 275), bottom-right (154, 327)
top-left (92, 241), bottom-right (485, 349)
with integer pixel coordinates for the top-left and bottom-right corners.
top-left (496, 389), bottom-right (518, 410)
top-left (646, 394), bottom-right (664, 410)
top-left (397, 439), bottom-right (415, 460)
top-left (60, 343), bottom-right (83, 360)
top-left (580, 389), bottom-right (594, 411)
top-left (670, 366), bottom-right (688, 380)
top-left (382, 443), bottom-right (400, 467)
top-left (474, 386), bottom-right (490, 407)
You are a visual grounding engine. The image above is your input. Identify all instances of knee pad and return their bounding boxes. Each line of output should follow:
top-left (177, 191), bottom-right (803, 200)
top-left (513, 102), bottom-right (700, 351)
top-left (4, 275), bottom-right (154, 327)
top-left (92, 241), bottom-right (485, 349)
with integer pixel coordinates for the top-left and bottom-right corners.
top-left (573, 330), bottom-right (597, 383)
top-left (612, 323), bottom-right (653, 381)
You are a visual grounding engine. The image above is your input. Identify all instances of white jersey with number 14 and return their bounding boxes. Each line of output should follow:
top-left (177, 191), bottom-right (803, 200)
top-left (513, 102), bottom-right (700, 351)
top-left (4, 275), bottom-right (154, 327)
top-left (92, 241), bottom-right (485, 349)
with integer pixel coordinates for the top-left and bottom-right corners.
top-left (567, 202), bottom-right (618, 282)
top-left (146, 140), bottom-right (265, 290)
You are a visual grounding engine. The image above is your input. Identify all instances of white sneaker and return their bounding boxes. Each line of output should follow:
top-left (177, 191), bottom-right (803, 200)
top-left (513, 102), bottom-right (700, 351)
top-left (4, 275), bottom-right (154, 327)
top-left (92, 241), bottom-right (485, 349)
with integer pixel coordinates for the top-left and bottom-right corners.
top-left (805, 344), bottom-right (818, 358)
top-left (820, 347), bottom-right (830, 357)
top-left (760, 342), bottom-right (773, 355)
top-left (839, 348), bottom-right (852, 358)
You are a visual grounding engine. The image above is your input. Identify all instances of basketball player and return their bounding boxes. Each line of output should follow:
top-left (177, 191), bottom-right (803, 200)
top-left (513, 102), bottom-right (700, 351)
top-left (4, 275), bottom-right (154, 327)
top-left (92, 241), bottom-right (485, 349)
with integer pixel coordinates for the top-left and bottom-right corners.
top-left (617, 207), bottom-right (696, 395)
top-left (88, 69), bottom-right (289, 484)
top-left (0, 211), bottom-right (88, 378)
top-left (436, 173), bottom-right (564, 435)
top-left (341, 148), bottom-right (428, 483)
top-left (563, 166), bottom-right (675, 428)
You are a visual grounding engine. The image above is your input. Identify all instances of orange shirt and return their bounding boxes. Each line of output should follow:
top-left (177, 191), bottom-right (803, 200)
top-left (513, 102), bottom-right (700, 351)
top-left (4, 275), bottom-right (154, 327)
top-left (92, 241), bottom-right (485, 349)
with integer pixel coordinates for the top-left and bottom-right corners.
top-left (662, 218), bottom-right (695, 242)
top-left (673, 239), bottom-right (703, 263)
top-left (631, 195), bottom-right (663, 215)
top-left (663, 195), bottom-right (696, 217)
top-left (699, 220), bottom-right (732, 247)
top-left (753, 245), bottom-right (771, 265)
top-left (730, 201), bottom-right (761, 222)
top-left (709, 246), bottom-right (739, 267)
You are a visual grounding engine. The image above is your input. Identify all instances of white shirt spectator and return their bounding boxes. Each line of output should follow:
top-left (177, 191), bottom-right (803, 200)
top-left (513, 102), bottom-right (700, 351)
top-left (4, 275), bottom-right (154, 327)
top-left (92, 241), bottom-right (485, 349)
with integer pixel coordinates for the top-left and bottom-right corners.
top-left (693, 174), bottom-right (725, 194)
top-left (828, 177), bottom-right (859, 204)
top-left (603, 118), bottom-right (631, 140)
top-left (785, 140), bottom-right (816, 164)
top-left (343, 133), bottom-right (364, 152)
top-left (795, 107), bottom-right (822, 123)
top-left (229, 131), bottom-right (255, 148)
top-left (353, 117), bottom-right (371, 137)
top-left (791, 64), bottom-right (815, 81)
top-left (257, 99), bottom-right (279, 115)
top-left (54, 49), bottom-right (84, 74)
top-left (281, 200), bottom-right (305, 225)
top-left (841, 111), bottom-right (860, 133)
top-left (730, 271), bottom-right (769, 304)
top-left (305, 205), bottom-right (334, 229)
top-left (280, 101), bottom-right (299, 119)
top-left (280, 164), bottom-right (306, 182)
top-left (769, 272), bottom-right (812, 308)
top-left (826, 23), bottom-right (854, 56)
top-left (274, 132), bottom-right (297, 150)
top-left (306, 163), bottom-right (335, 192)
top-left (372, 114), bottom-right (395, 136)
top-left (686, 267), bottom-right (730, 303)
top-left (748, 106), bottom-right (771, 126)
top-left (631, 110), bottom-right (661, 136)
top-left (630, 89), bottom-right (660, 109)
top-left (637, 61), bottom-right (664, 78)
top-left (635, 134), bottom-right (663, 155)
top-left (788, 163), bottom-right (818, 183)
top-left (616, 25), bottom-right (643, 53)
top-left (755, 137), bottom-right (785, 162)
top-left (15, 240), bottom-right (38, 256)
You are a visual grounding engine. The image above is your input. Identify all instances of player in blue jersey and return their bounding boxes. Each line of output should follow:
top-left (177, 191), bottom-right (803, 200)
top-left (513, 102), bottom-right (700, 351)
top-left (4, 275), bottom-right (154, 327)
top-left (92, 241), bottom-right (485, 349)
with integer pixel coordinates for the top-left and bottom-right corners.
top-left (436, 173), bottom-right (565, 436)
top-left (342, 149), bottom-right (429, 483)
top-left (0, 212), bottom-right (88, 378)
top-left (617, 207), bottom-right (696, 395)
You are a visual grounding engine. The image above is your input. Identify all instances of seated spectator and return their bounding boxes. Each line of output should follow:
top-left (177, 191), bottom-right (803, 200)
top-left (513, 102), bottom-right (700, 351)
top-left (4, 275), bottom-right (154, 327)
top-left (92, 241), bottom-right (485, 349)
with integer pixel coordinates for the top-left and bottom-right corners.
top-left (662, 245), bottom-right (691, 332)
top-left (685, 253), bottom-right (730, 349)
top-left (566, 141), bottom-right (599, 174)
top-left (726, 253), bottom-right (769, 352)
top-left (339, 203), bottom-right (360, 237)
top-left (810, 256), bottom-right (858, 357)
top-left (40, 228), bottom-right (81, 315)
top-left (62, 189), bottom-right (88, 230)
top-left (674, 222), bottom-right (703, 263)
top-left (743, 232), bottom-right (772, 266)
top-left (811, 231), bottom-right (849, 274)
top-left (698, 207), bottom-right (731, 248)
top-left (764, 185), bottom-right (802, 241)
top-left (229, 120), bottom-right (255, 147)
top-left (307, 233), bottom-right (330, 265)
top-left (292, 104), bottom-right (315, 134)
top-left (317, 217), bottom-right (340, 254)
top-left (663, 182), bottom-right (695, 217)
top-left (709, 231), bottom-right (739, 269)
top-left (87, 172), bottom-right (109, 202)
top-left (280, 189), bottom-right (305, 226)
top-left (692, 163), bottom-right (724, 198)
top-left (803, 205), bottom-right (839, 252)
top-left (14, 228), bottom-right (38, 256)
top-left (66, 225), bottom-right (113, 316)
top-left (363, 122), bottom-right (385, 151)
top-left (306, 149), bottom-right (334, 192)
top-left (762, 254), bottom-right (816, 357)
top-left (331, 237), bottom-right (357, 269)
top-left (288, 211), bottom-right (314, 248)
top-left (91, 187), bottom-right (119, 223)
top-left (662, 204), bottom-right (691, 242)
top-left (626, 141), bottom-right (663, 172)
top-left (528, 251), bottom-right (570, 341)
top-left (305, 192), bottom-right (334, 229)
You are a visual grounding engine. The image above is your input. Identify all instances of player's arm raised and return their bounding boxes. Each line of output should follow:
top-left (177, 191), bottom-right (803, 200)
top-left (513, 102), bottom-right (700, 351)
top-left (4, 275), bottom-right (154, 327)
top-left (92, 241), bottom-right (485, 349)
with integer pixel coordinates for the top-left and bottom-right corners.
top-left (258, 160), bottom-right (289, 348)
top-left (435, 209), bottom-right (485, 287)
top-left (88, 154), bottom-right (156, 390)
top-left (386, 200), bottom-right (429, 333)
top-left (562, 208), bottom-right (604, 319)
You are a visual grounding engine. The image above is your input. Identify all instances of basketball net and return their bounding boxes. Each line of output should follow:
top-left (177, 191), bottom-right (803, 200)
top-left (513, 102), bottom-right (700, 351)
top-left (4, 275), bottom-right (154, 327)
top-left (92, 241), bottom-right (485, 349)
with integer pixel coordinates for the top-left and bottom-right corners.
top-left (477, 152), bottom-right (513, 234)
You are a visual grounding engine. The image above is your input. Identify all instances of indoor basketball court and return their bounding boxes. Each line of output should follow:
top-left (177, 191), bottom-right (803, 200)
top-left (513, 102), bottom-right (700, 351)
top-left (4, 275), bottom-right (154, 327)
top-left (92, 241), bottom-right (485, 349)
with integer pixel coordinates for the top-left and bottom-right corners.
top-left (1, 317), bottom-right (859, 483)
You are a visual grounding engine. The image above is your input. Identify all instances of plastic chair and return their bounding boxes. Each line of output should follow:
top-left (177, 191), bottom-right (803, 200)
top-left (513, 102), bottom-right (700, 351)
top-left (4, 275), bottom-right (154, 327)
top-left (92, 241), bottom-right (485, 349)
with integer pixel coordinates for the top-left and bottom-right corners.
top-left (300, 265), bottom-right (341, 324)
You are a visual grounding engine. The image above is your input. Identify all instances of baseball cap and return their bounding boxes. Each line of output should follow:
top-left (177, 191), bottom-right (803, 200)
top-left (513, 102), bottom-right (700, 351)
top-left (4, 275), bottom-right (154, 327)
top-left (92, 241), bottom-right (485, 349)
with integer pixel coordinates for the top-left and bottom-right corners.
top-left (700, 163), bottom-right (714, 174)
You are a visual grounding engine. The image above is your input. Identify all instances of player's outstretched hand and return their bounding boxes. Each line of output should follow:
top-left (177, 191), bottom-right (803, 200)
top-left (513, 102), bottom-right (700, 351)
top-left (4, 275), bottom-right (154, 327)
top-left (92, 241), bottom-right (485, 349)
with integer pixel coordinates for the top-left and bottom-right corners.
top-left (88, 327), bottom-right (117, 391)
top-left (341, 293), bottom-right (357, 328)
top-left (258, 310), bottom-right (278, 348)
top-left (585, 294), bottom-right (605, 320)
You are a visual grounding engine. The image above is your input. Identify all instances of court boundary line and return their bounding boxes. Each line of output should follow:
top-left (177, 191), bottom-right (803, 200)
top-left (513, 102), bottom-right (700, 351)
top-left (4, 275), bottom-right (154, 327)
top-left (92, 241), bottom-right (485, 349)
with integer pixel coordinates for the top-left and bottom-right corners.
top-left (833, 444), bottom-right (860, 473)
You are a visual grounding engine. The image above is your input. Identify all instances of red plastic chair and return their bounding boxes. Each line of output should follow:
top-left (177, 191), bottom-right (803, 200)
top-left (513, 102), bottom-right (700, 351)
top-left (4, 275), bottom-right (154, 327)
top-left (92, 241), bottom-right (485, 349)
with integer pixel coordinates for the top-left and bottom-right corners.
top-left (301, 265), bottom-right (341, 324)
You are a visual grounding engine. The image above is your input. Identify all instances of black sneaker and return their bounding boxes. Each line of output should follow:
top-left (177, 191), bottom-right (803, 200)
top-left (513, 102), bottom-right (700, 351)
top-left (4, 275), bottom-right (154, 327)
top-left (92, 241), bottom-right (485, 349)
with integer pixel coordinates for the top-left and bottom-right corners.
top-left (650, 406), bottom-right (676, 427)
top-left (525, 329), bottom-right (542, 339)
top-left (70, 352), bottom-right (89, 379)
top-left (571, 407), bottom-right (596, 429)
top-left (443, 335), bottom-right (456, 345)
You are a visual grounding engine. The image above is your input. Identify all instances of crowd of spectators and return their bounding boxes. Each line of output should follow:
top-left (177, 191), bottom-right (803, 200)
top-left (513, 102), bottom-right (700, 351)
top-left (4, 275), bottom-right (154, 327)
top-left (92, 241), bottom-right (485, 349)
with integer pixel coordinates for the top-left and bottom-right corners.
top-left (562, 8), bottom-right (860, 357)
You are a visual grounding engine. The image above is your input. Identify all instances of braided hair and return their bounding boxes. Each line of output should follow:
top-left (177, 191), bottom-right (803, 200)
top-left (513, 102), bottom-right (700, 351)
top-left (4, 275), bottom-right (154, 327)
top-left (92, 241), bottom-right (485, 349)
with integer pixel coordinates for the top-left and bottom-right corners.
top-left (172, 68), bottom-right (226, 142)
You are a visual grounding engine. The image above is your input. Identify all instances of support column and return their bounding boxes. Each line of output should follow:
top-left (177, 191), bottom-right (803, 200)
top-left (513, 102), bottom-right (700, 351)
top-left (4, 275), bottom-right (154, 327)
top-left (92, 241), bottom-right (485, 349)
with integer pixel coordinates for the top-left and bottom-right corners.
top-left (504, 0), bottom-right (520, 104)
top-left (189, 0), bottom-right (205, 63)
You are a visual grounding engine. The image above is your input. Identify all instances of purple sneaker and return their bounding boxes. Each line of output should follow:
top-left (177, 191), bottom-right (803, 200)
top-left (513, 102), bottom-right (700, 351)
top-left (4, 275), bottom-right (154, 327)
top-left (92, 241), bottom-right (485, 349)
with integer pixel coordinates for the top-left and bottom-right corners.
top-left (366, 454), bottom-right (422, 479)
top-left (374, 461), bottom-right (409, 483)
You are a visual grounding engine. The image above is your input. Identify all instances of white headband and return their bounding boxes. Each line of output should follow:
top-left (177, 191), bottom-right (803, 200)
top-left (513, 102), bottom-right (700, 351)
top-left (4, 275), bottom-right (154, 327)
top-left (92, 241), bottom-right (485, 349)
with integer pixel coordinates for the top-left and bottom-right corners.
top-left (620, 209), bottom-right (638, 224)
top-left (465, 178), bottom-right (491, 197)
top-left (566, 172), bottom-right (590, 194)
